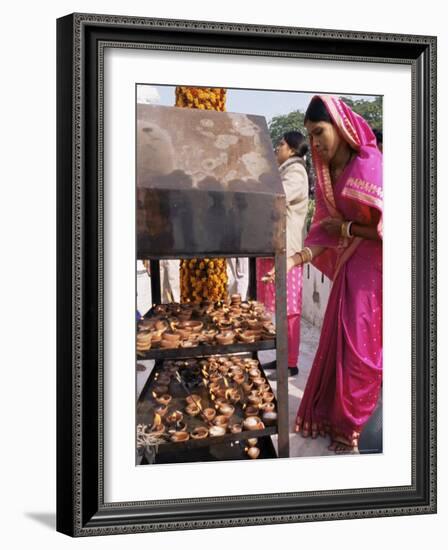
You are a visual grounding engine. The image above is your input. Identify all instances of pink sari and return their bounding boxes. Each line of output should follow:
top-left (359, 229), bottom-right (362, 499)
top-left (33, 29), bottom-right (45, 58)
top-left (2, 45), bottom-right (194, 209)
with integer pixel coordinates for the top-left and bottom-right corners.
top-left (296, 95), bottom-right (383, 447)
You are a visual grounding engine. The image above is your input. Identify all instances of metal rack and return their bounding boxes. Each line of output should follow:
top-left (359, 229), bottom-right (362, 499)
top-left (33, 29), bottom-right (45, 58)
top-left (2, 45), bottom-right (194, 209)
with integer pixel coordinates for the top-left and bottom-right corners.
top-left (136, 104), bottom-right (289, 460)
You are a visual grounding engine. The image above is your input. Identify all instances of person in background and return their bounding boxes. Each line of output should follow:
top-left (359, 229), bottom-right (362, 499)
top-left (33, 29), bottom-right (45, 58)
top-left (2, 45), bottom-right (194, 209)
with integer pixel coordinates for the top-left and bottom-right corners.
top-left (288, 95), bottom-right (383, 453)
top-left (373, 128), bottom-right (383, 153)
top-left (258, 131), bottom-right (310, 376)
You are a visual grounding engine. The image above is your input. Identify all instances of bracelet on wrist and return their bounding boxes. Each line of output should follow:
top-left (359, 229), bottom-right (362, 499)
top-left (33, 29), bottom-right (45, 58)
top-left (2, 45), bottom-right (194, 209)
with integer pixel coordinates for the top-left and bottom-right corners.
top-left (341, 220), bottom-right (354, 239)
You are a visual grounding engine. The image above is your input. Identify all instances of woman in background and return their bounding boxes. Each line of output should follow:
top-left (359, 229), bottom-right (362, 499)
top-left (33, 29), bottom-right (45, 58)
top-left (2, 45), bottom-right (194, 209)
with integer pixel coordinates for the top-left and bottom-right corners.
top-left (257, 131), bottom-right (309, 376)
top-left (288, 95), bottom-right (383, 453)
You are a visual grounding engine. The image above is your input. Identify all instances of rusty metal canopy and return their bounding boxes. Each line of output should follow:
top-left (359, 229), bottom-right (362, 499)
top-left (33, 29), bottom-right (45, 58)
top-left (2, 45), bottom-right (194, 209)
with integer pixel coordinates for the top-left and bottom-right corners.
top-left (137, 104), bottom-right (285, 257)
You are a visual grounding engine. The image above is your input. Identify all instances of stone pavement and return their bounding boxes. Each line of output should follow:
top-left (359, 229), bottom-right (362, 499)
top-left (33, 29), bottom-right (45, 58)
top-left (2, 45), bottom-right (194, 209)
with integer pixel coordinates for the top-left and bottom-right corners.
top-left (259, 317), bottom-right (336, 458)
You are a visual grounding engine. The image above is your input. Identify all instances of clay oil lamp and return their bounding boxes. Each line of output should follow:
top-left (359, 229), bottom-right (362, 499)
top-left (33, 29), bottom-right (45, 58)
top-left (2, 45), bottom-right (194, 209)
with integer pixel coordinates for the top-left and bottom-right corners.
top-left (230, 422), bottom-right (243, 434)
top-left (166, 410), bottom-right (183, 425)
top-left (214, 397), bottom-right (229, 409)
top-left (149, 332), bottom-right (162, 348)
top-left (213, 415), bottom-right (230, 429)
top-left (155, 373), bottom-right (171, 385)
top-left (262, 391), bottom-right (275, 403)
top-left (202, 407), bottom-right (217, 422)
top-left (209, 372), bottom-right (222, 384)
top-left (185, 403), bottom-right (201, 416)
top-left (139, 318), bottom-right (156, 330)
top-left (246, 318), bottom-right (263, 330)
top-left (218, 319), bottom-right (233, 331)
top-left (257, 384), bottom-right (270, 394)
top-left (185, 394), bottom-right (201, 406)
top-left (191, 427), bottom-right (209, 440)
top-left (248, 368), bottom-right (261, 379)
top-left (218, 403), bottom-right (235, 418)
top-left (243, 416), bottom-right (261, 430)
top-left (209, 382), bottom-right (221, 395)
top-left (154, 393), bottom-right (172, 406)
top-left (233, 373), bottom-right (245, 385)
top-left (247, 438), bottom-right (258, 447)
top-left (154, 404), bottom-right (168, 417)
top-left (262, 411), bottom-right (278, 426)
top-left (240, 302), bottom-right (251, 311)
top-left (260, 402), bottom-right (276, 413)
top-left (175, 326), bottom-right (192, 339)
top-left (237, 330), bottom-right (256, 344)
top-left (242, 381), bottom-right (254, 394)
top-left (170, 431), bottom-right (189, 442)
top-left (253, 377), bottom-right (266, 387)
top-left (229, 365), bottom-right (244, 377)
top-left (247, 394), bottom-right (262, 407)
top-left (244, 406), bottom-right (259, 418)
top-left (155, 319), bottom-right (169, 333)
top-left (160, 338), bottom-right (179, 349)
top-left (178, 320), bottom-right (203, 333)
top-left (215, 387), bottom-right (228, 399)
top-left (246, 447), bottom-right (260, 459)
top-left (136, 331), bottom-right (152, 345)
top-left (215, 331), bottom-right (235, 346)
top-left (230, 293), bottom-right (242, 303)
top-left (203, 329), bottom-right (218, 344)
top-left (227, 389), bottom-right (241, 403)
top-left (152, 384), bottom-right (169, 397)
top-left (218, 364), bottom-right (230, 375)
top-left (162, 330), bottom-right (181, 343)
top-left (209, 425), bottom-right (226, 437)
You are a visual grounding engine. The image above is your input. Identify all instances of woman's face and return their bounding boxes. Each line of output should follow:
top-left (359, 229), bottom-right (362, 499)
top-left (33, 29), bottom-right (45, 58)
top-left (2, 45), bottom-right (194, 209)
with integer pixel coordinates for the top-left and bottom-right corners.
top-left (305, 120), bottom-right (342, 163)
top-left (275, 138), bottom-right (294, 165)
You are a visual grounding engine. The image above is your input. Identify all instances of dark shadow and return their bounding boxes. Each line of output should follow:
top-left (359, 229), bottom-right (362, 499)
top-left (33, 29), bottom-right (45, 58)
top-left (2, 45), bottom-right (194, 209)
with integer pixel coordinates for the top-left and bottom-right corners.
top-left (25, 512), bottom-right (56, 530)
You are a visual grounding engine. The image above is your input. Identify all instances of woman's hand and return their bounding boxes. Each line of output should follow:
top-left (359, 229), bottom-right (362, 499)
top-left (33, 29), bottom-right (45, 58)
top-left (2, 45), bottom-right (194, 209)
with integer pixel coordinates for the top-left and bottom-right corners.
top-left (287, 256), bottom-right (296, 272)
top-left (261, 268), bottom-right (275, 283)
top-left (321, 217), bottom-right (343, 236)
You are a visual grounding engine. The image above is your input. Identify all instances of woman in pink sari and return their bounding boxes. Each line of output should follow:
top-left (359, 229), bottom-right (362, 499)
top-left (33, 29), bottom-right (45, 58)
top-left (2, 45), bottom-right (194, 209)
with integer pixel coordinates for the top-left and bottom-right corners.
top-left (289, 95), bottom-right (383, 453)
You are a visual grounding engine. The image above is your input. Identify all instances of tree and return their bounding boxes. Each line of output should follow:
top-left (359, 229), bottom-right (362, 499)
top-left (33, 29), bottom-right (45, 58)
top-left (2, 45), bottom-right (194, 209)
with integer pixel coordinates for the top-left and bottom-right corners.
top-left (341, 96), bottom-right (383, 132)
top-left (268, 110), bottom-right (306, 147)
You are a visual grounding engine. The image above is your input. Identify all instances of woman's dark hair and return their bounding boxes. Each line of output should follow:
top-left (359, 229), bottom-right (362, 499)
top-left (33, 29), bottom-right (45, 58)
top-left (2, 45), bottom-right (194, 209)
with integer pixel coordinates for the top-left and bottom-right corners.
top-left (304, 96), bottom-right (332, 124)
top-left (283, 131), bottom-right (308, 158)
top-left (373, 128), bottom-right (383, 145)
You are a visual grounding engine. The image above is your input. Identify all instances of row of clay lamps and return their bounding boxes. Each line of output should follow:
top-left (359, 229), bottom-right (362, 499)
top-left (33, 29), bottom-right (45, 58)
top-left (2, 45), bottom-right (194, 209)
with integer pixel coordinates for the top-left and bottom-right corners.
top-left (137, 296), bottom-right (275, 351)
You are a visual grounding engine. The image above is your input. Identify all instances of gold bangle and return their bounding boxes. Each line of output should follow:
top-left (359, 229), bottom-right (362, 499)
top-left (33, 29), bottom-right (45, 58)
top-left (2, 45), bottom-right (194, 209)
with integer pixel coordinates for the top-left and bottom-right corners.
top-left (341, 221), bottom-right (353, 238)
top-left (303, 246), bottom-right (313, 262)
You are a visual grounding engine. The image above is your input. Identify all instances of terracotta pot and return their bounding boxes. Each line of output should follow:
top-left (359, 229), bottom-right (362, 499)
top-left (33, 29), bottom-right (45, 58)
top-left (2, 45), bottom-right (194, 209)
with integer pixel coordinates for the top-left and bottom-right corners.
top-left (191, 427), bottom-right (209, 440)
top-left (170, 431), bottom-right (189, 442)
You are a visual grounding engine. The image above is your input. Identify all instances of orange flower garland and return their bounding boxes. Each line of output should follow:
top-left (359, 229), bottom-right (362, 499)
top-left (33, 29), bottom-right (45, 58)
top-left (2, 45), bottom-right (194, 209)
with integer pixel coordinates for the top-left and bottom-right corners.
top-left (175, 86), bottom-right (228, 303)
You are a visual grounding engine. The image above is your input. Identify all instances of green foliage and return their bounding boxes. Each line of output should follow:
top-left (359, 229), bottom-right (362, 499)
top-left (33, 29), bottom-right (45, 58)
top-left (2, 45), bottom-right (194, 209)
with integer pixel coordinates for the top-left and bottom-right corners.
top-left (306, 198), bottom-right (316, 232)
top-left (268, 110), bottom-right (306, 147)
top-left (341, 96), bottom-right (383, 132)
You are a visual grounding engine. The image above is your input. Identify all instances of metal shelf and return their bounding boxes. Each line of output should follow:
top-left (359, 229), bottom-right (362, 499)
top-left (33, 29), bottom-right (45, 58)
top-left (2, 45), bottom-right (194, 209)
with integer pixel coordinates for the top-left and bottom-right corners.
top-left (137, 339), bottom-right (275, 361)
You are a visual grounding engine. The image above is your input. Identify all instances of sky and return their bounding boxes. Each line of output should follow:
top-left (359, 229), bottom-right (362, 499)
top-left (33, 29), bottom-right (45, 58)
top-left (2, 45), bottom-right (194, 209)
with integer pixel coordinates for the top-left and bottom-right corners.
top-left (137, 84), bottom-right (379, 125)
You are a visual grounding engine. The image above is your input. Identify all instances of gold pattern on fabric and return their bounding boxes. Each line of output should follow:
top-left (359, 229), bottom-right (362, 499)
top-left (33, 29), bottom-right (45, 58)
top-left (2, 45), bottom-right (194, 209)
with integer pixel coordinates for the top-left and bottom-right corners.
top-left (343, 187), bottom-right (383, 211)
top-left (345, 177), bottom-right (383, 199)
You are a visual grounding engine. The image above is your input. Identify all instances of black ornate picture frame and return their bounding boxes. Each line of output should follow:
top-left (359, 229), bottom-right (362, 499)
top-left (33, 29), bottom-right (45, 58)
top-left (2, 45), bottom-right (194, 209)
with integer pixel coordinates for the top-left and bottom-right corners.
top-left (56, 13), bottom-right (437, 536)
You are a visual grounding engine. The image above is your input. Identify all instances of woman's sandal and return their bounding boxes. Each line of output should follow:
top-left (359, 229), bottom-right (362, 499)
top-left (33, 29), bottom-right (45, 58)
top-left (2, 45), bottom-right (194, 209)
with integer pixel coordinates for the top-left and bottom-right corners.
top-left (334, 442), bottom-right (359, 454)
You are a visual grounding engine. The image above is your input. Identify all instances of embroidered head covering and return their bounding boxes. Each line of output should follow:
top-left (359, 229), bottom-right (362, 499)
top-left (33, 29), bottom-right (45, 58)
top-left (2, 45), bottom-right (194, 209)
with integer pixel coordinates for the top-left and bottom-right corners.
top-left (305, 95), bottom-right (383, 280)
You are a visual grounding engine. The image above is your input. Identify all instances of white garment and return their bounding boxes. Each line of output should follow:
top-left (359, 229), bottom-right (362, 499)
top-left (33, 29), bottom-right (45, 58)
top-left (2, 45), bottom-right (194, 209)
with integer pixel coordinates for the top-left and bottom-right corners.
top-left (160, 259), bottom-right (180, 303)
top-left (227, 258), bottom-right (249, 300)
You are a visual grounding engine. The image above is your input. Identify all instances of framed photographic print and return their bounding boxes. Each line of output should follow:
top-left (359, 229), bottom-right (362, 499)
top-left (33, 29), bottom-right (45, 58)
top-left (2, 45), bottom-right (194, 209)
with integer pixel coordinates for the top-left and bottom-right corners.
top-left (56, 13), bottom-right (437, 536)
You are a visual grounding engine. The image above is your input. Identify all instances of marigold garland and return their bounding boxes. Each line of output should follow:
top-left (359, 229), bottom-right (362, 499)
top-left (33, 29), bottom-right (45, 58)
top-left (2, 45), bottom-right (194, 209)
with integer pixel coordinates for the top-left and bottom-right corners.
top-left (175, 86), bottom-right (228, 303)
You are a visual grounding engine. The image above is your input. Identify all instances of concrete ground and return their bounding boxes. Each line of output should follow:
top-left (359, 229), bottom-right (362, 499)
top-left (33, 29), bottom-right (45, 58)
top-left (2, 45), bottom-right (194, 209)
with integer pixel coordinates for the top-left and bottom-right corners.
top-left (258, 318), bottom-right (336, 457)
